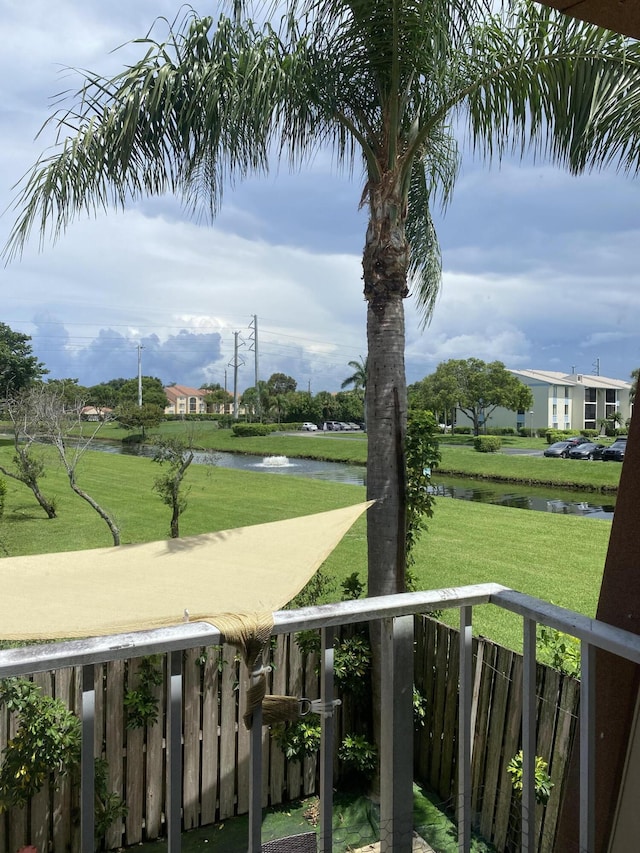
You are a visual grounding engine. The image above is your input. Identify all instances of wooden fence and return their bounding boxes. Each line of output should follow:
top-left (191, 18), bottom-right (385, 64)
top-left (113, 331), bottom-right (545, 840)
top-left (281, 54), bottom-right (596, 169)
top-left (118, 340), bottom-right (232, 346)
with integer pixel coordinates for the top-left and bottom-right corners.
top-left (0, 618), bottom-right (579, 852)
top-left (414, 616), bottom-right (580, 853)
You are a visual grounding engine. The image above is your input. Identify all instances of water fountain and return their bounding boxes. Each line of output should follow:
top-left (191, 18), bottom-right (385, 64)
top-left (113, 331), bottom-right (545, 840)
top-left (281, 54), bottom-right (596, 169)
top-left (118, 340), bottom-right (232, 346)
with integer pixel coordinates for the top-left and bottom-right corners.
top-left (257, 455), bottom-right (295, 468)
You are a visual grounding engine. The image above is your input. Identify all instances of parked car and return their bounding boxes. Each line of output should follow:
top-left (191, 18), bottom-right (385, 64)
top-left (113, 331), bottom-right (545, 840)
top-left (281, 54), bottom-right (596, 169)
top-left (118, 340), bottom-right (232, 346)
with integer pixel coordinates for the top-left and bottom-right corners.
top-left (323, 421), bottom-right (342, 431)
top-left (568, 442), bottom-right (605, 461)
top-left (544, 441), bottom-right (577, 458)
top-left (601, 437), bottom-right (627, 462)
top-left (347, 422), bottom-right (361, 431)
top-left (301, 422), bottom-right (318, 431)
top-left (543, 436), bottom-right (589, 458)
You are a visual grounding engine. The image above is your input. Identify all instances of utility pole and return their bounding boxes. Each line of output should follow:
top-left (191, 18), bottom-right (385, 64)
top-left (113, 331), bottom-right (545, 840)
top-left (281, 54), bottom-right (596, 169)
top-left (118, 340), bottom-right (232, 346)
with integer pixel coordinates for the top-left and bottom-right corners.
top-left (248, 315), bottom-right (261, 422)
top-left (137, 344), bottom-right (144, 407)
top-left (593, 357), bottom-right (601, 376)
top-left (228, 333), bottom-right (245, 420)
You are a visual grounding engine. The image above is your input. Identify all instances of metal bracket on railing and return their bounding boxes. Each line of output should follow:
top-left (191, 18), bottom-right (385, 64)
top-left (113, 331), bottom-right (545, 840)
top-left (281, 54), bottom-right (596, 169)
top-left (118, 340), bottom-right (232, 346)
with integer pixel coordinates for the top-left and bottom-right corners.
top-left (298, 697), bottom-right (341, 718)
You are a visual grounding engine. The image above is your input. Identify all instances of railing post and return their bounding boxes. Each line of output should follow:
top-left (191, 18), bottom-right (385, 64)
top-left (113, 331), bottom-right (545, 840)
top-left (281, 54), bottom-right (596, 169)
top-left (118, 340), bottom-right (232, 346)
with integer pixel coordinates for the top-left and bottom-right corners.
top-left (81, 664), bottom-right (95, 851)
top-left (248, 658), bottom-right (264, 853)
top-left (380, 615), bottom-right (414, 852)
top-left (168, 650), bottom-right (182, 853)
top-left (319, 626), bottom-right (335, 853)
top-left (458, 607), bottom-right (473, 853)
top-left (522, 617), bottom-right (537, 853)
top-left (580, 640), bottom-right (596, 853)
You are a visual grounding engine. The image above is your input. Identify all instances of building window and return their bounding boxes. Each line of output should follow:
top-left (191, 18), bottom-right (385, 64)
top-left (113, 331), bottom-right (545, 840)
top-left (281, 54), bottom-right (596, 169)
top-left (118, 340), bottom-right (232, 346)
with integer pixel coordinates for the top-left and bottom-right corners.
top-left (552, 403), bottom-right (557, 417)
top-left (189, 396), bottom-right (197, 413)
top-left (605, 388), bottom-right (618, 421)
top-left (585, 388), bottom-right (596, 403)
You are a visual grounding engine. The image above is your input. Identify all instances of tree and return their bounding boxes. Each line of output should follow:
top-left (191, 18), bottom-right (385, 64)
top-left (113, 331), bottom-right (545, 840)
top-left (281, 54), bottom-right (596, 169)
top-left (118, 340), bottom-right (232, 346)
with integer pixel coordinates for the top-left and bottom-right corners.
top-left (6, 3), bottom-right (640, 604)
top-left (426, 358), bottom-right (533, 436)
top-left (119, 376), bottom-right (168, 410)
top-left (630, 368), bottom-right (639, 406)
top-left (0, 391), bottom-right (58, 518)
top-left (152, 437), bottom-right (195, 538)
top-left (116, 402), bottom-right (165, 440)
top-left (266, 373), bottom-right (297, 396)
top-left (0, 323), bottom-right (47, 397)
top-left (341, 358), bottom-right (367, 396)
top-left (16, 385), bottom-right (120, 545)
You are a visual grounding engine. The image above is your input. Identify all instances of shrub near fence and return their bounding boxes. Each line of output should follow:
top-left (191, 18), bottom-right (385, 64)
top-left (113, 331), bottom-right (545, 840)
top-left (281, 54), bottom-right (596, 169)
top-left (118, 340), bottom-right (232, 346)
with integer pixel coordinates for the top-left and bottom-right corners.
top-left (0, 620), bottom-right (579, 852)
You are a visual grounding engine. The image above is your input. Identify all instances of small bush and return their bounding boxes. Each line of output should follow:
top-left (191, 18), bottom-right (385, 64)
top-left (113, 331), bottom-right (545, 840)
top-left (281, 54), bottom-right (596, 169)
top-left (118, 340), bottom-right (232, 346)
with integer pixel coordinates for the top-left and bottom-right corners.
top-left (486, 427), bottom-right (515, 435)
top-left (452, 426), bottom-right (472, 434)
top-left (231, 422), bottom-right (276, 437)
top-left (580, 429), bottom-right (599, 438)
top-left (507, 751), bottom-right (554, 805)
top-left (473, 435), bottom-right (502, 453)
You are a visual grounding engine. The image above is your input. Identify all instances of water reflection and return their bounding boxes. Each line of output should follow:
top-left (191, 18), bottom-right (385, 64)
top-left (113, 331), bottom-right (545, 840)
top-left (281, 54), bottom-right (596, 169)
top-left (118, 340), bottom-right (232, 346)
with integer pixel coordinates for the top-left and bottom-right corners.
top-left (107, 442), bottom-right (615, 518)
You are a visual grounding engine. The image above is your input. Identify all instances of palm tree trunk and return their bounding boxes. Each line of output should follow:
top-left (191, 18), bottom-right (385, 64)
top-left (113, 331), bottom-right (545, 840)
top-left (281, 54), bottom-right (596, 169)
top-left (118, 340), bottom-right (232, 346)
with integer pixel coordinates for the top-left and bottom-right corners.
top-left (364, 180), bottom-right (410, 598)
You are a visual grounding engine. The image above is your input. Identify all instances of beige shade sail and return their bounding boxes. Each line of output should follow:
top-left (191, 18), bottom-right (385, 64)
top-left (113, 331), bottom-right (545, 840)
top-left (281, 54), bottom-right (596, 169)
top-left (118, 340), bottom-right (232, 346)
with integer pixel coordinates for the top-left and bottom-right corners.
top-left (0, 502), bottom-right (371, 641)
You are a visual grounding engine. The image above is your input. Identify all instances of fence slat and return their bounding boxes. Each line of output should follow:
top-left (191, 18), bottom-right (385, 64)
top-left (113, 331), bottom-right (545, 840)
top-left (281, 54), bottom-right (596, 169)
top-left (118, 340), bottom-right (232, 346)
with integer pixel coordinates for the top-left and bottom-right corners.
top-left (183, 648), bottom-right (202, 829)
top-left (51, 668), bottom-right (76, 852)
top-left (439, 629), bottom-right (459, 801)
top-left (287, 635), bottom-right (304, 800)
top-left (125, 658), bottom-right (145, 843)
top-left (31, 670), bottom-right (52, 852)
top-left (200, 645), bottom-right (220, 825)
top-left (535, 666), bottom-right (561, 845)
top-left (103, 660), bottom-right (125, 850)
top-left (492, 652), bottom-right (522, 851)
top-left (540, 675), bottom-right (580, 852)
top-left (479, 644), bottom-right (512, 840)
top-left (429, 622), bottom-right (450, 792)
top-left (303, 646), bottom-right (320, 796)
top-left (144, 655), bottom-right (165, 839)
top-left (269, 636), bottom-right (288, 804)
top-left (219, 644), bottom-right (238, 819)
top-left (471, 639), bottom-right (495, 822)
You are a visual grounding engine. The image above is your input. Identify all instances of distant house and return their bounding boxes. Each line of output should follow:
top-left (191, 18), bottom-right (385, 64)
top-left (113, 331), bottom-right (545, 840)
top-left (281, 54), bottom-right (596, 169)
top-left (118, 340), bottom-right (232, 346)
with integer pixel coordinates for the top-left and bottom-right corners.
top-left (455, 369), bottom-right (632, 433)
top-left (80, 406), bottom-right (113, 422)
top-left (164, 385), bottom-right (209, 416)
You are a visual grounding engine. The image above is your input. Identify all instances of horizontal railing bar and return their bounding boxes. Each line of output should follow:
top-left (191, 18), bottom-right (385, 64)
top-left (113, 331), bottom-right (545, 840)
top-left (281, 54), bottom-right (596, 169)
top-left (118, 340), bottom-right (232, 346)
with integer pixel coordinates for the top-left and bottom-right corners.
top-left (491, 589), bottom-right (640, 664)
top-left (4, 581), bottom-right (640, 678)
top-left (0, 622), bottom-right (222, 678)
top-left (271, 583), bottom-right (506, 633)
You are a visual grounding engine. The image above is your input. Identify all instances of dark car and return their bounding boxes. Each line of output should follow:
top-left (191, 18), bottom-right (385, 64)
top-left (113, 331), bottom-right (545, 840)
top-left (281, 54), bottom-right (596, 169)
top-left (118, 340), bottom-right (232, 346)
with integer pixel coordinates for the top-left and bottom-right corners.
top-left (568, 442), bottom-right (605, 461)
top-left (601, 437), bottom-right (627, 462)
top-left (544, 437), bottom-right (589, 458)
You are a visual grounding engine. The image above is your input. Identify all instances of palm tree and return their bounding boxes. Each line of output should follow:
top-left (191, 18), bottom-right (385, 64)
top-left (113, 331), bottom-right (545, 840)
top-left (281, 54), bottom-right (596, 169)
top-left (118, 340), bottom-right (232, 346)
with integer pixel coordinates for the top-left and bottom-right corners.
top-left (6, 0), bottom-right (640, 604)
top-left (341, 357), bottom-right (368, 395)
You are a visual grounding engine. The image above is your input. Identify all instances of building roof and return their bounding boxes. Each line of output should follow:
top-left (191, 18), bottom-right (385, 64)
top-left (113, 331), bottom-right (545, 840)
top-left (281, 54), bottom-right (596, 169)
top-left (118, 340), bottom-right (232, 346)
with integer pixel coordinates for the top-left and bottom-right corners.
top-left (511, 369), bottom-right (631, 390)
top-left (164, 384), bottom-right (208, 402)
top-left (535, 1), bottom-right (640, 41)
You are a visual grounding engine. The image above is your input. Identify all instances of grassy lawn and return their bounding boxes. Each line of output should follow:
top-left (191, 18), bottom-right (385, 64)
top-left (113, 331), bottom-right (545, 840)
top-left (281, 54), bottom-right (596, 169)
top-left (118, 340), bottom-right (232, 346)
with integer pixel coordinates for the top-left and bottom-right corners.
top-left (0, 443), bottom-right (611, 651)
top-left (130, 785), bottom-right (495, 852)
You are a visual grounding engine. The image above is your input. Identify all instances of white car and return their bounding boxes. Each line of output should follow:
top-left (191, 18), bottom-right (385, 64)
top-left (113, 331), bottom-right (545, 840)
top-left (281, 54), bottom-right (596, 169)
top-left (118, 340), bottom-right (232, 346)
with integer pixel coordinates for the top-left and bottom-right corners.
top-left (302, 422), bottom-right (318, 431)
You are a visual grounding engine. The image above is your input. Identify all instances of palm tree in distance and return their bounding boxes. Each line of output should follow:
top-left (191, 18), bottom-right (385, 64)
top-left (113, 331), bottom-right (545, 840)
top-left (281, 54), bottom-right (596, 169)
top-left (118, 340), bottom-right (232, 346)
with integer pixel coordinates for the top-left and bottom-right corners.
top-left (6, 0), bottom-right (640, 607)
top-left (342, 356), bottom-right (368, 428)
top-left (341, 357), bottom-right (367, 394)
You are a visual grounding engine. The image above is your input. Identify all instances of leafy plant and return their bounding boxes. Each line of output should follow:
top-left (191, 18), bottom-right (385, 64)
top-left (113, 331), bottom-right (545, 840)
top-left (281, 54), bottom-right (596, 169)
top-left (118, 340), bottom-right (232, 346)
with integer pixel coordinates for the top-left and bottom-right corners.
top-left (290, 567), bottom-right (337, 609)
top-left (341, 571), bottom-right (365, 600)
top-left (295, 630), bottom-right (321, 658)
top-left (124, 656), bottom-right (163, 729)
top-left (537, 625), bottom-right (581, 678)
top-left (473, 435), bottom-right (502, 453)
top-left (0, 677), bottom-right (80, 810)
top-left (507, 750), bottom-right (554, 805)
top-left (405, 411), bottom-right (440, 569)
top-left (272, 716), bottom-right (322, 761)
top-left (94, 757), bottom-right (128, 838)
top-left (413, 685), bottom-right (428, 728)
top-left (338, 734), bottom-right (378, 782)
top-left (334, 635), bottom-right (372, 697)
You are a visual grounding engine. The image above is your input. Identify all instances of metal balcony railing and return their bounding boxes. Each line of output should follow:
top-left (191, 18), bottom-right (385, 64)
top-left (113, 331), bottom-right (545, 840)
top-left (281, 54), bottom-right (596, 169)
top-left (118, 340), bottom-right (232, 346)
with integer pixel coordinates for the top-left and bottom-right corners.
top-left (1, 582), bottom-right (640, 853)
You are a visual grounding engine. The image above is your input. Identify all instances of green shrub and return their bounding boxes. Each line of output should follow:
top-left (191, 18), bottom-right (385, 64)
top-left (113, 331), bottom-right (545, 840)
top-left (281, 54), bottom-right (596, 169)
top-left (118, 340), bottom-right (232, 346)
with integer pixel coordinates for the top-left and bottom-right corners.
top-left (231, 422), bottom-right (276, 437)
top-left (452, 426), bottom-right (472, 434)
top-left (473, 435), bottom-right (502, 453)
top-left (537, 625), bottom-right (581, 677)
top-left (486, 427), bottom-right (515, 435)
top-left (507, 751), bottom-right (554, 805)
top-left (338, 734), bottom-right (378, 783)
top-left (272, 716), bottom-right (322, 760)
top-left (580, 429), bottom-right (599, 438)
top-left (0, 678), bottom-right (80, 809)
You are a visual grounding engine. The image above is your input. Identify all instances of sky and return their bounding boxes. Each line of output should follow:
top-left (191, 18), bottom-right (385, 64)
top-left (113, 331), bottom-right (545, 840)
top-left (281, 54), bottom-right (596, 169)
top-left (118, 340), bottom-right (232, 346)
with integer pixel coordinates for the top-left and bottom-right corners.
top-left (1, 0), bottom-right (639, 395)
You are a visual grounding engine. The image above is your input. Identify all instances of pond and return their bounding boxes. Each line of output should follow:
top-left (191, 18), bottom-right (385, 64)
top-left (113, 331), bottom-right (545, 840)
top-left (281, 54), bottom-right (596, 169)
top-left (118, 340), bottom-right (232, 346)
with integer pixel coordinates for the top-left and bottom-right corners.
top-left (104, 443), bottom-right (615, 519)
